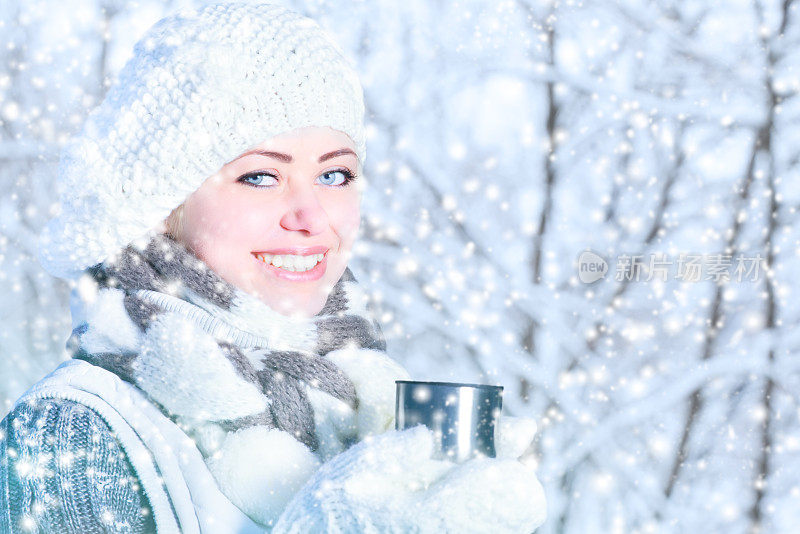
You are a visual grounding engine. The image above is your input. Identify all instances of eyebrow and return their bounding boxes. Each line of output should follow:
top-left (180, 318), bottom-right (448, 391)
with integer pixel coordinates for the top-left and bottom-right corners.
top-left (235, 148), bottom-right (358, 164)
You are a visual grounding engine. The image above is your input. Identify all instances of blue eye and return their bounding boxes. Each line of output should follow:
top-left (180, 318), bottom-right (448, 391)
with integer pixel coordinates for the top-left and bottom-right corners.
top-left (238, 172), bottom-right (278, 187)
top-left (318, 169), bottom-right (356, 186)
top-left (237, 168), bottom-right (357, 188)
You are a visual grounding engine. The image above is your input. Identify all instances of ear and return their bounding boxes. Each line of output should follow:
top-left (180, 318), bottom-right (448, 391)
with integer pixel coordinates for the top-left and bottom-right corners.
top-left (162, 203), bottom-right (186, 239)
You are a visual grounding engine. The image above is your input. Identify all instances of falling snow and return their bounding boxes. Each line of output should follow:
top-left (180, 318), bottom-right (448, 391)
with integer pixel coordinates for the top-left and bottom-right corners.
top-left (0, 0), bottom-right (799, 533)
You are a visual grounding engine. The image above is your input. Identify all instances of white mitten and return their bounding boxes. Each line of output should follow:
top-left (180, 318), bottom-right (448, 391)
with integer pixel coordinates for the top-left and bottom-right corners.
top-left (272, 425), bottom-right (448, 533)
top-left (323, 347), bottom-right (411, 438)
top-left (272, 420), bottom-right (547, 533)
top-left (496, 414), bottom-right (539, 460)
top-left (406, 414), bottom-right (545, 533)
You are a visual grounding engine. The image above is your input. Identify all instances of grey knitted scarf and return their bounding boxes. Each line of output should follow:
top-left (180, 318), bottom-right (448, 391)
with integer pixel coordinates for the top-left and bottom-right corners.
top-left (67, 232), bottom-right (387, 453)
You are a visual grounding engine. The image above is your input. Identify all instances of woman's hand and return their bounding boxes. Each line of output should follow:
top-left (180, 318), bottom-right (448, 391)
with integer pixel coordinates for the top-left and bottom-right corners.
top-left (322, 347), bottom-right (412, 439)
top-left (408, 415), bottom-right (546, 533)
top-left (496, 414), bottom-right (540, 461)
top-left (272, 417), bottom-right (547, 533)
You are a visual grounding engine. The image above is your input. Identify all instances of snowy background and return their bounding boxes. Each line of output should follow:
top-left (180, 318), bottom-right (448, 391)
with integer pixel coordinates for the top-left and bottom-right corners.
top-left (2, 0), bottom-right (799, 532)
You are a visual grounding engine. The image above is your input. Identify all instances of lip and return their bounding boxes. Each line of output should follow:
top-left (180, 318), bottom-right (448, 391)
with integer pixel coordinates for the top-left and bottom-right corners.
top-left (252, 250), bottom-right (328, 282)
top-left (254, 246), bottom-right (329, 256)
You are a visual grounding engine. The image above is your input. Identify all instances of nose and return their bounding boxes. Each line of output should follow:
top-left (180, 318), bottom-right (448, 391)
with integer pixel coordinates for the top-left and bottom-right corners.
top-left (279, 183), bottom-right (329, 235)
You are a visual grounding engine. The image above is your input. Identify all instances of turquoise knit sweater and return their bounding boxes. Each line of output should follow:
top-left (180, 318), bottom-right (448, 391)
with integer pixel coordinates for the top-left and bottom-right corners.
top-left (0, 398), bottom-right (156, 533)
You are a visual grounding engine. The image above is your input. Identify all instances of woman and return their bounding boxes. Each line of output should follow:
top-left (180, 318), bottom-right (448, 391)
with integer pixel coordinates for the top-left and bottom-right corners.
top-left (0, 3), bottom-right (546, 533)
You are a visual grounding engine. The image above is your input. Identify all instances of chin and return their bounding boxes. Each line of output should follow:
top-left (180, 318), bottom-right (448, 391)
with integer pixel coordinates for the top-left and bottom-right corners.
top-left (248, 262), bottom-right (345, 318)
top-left (267, 291), bottom-right (327, 318)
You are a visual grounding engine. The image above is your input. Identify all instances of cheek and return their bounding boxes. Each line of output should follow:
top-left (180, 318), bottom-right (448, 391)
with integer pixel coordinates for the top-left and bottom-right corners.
top-left (331, 195), bottom-right (361, 242)
top-left (184, 193), bottom-right (260, 249)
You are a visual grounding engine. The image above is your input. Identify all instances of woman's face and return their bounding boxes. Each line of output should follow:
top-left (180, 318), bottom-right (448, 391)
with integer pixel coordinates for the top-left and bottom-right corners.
top-left (167, 126), bottom-right (362, 318)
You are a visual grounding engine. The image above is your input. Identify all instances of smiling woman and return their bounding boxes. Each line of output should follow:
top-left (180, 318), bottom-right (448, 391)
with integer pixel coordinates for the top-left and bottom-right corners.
top-left (0, 2), bottom-right (546, 533)
top-left (163, 126), bottom-right (364, 318)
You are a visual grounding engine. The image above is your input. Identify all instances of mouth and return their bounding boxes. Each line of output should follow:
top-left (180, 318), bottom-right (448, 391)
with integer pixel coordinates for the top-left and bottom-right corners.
top-left (252, 249), bottom-right (328, 281)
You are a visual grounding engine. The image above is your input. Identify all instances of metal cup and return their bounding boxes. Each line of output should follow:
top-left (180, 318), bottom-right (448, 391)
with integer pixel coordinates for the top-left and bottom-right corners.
top-left (395, 380), bottom-right (503, 463)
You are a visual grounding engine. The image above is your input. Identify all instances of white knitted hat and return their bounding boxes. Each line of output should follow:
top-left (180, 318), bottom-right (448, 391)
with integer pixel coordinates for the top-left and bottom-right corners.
top-left (38, 2), bottom-right (366, 280)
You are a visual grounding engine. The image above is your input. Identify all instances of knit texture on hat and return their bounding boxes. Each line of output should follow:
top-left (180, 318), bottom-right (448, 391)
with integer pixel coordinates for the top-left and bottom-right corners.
top-left (38, 2), bottom-right (366, 280)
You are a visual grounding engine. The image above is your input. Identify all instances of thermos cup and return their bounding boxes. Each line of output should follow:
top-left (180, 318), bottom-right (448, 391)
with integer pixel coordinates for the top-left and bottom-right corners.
top-left (395, 380), bottom-right (503, 463)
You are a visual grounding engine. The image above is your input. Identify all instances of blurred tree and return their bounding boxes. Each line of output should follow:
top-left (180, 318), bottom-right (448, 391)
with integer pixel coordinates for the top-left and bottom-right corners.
top-left (1, 0), bottom-right (798, 532)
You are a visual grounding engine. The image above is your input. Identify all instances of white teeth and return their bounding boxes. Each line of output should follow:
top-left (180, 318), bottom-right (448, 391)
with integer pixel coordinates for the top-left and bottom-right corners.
top-left (256, 253), bottom-right (324, 272)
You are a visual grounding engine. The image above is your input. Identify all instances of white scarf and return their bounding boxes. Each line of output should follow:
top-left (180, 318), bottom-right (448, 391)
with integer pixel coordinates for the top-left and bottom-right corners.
top-left (67, 231), bottom-right (410, 528)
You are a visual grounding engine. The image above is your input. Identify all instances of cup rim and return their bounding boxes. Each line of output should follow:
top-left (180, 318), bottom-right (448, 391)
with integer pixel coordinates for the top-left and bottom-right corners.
top-left (395, 380), bottom-right (503, 391)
